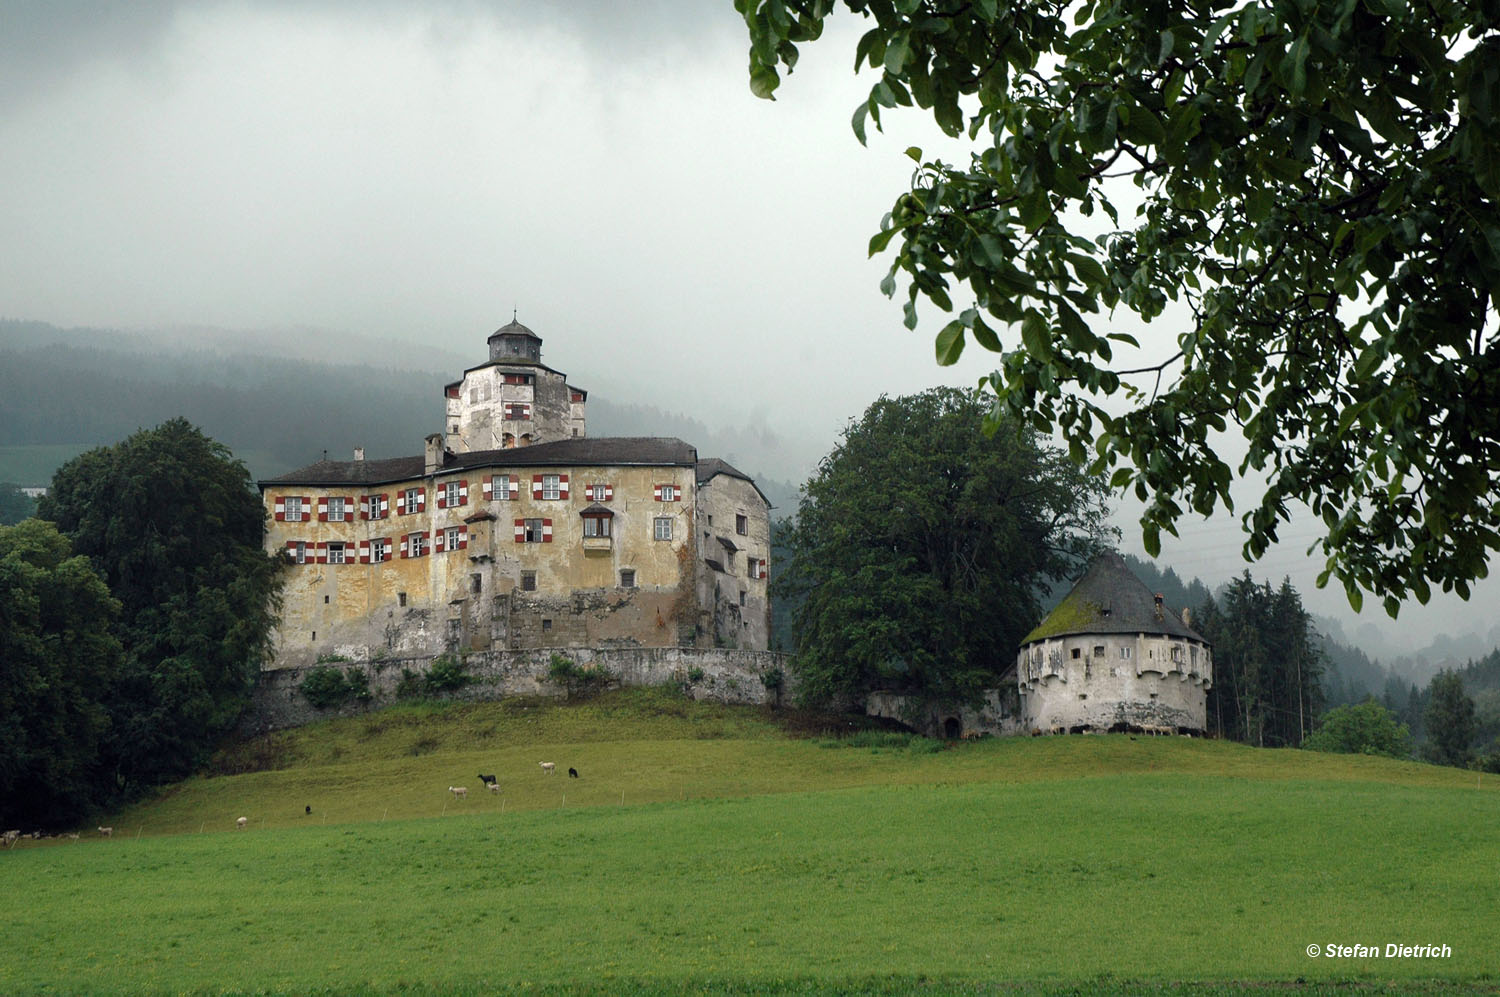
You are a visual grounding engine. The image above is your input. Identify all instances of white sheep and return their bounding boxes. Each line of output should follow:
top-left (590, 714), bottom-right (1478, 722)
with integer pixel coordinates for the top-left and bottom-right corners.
top-left (2, 829), bottom-right (19, 848)
top-left (97, 826), bottom-right (113, 837)
top-left (236, 817), bottom-right (248, 830)
top-left (539, 762), bottom-right (555, 775)
top-left (487, 782), bottom-right (501, 793)
top-left (448, 785), bottom-right (468, 799)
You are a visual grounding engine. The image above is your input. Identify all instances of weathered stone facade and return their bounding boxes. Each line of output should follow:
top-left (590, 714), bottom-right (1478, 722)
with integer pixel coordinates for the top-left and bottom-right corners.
top-left (245, 647), bottom-right (793, 733)
top-left (1014, 552), bottom-right (1213, 733)
top-left (259, 320), bottom-right (772, 671)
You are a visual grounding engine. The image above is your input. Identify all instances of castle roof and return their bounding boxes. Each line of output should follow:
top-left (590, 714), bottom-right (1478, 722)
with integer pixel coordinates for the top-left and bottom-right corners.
top-left (1021, 551), bottom-right (1208, 645)
top-left (260, 437), bottom-right (700, 487)
top-left (695, 457), bottom-right (772, 508)
top-left (487, 318), bottom-right (540, 342)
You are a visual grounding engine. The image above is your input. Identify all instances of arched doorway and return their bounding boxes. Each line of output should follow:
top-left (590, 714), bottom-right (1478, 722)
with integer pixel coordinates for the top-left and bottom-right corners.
top-left (943, 716), bottom-right (962, 739)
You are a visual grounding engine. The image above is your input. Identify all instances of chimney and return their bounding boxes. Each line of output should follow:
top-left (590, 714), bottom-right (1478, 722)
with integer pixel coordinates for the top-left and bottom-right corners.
top-left (1154, 594), bottom-right (1164, 620)
top-left (424, 433), bottom-right (444, 475)
top-left (353, 447), bottom-right (365, 462)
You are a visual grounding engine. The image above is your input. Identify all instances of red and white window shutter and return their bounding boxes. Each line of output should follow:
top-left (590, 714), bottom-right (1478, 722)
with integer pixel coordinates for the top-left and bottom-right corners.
top-left (542, 518), bottom-right (553, 542)
top-left (558, 474), bottom-right (569, 499)
top-left (587, 483), bottom-right (613, 502)
top-left (654, 484), bottom-right (681, 502)
top-left (514, 518), bottom-right (526, 542)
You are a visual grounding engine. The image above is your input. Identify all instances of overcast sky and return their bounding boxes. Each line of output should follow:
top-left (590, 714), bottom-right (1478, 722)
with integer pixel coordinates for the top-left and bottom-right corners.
top-left (2, 1), bottom-right (1494, 653)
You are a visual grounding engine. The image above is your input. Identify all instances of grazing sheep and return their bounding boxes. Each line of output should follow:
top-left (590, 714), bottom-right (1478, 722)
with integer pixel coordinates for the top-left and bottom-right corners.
top-left (448, 785), bottom-right (468, 799)
top-left (478, 773), bottom-right (497, 785)
top-left (539, 762), bottom-right (555, 775)
top-left (2, 829), bottom-right (19, 848)
top-left (236, 817), bottom-right (248, 830)
top-left (97, 826), bottom-right (113, 837)
top-left (568, 767), bottom-right (579, 778)
top-left (487, 781), bottom-right (501, 793)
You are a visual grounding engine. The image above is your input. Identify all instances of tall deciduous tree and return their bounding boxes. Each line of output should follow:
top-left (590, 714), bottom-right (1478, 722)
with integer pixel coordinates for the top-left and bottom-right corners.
top-left (735, 0), bottom-right (1500, 611)
top-left (39, 419), bottom-right (282, 793)
top-left (775, 387), bottom-right (1114, 708)
top-left (0, 519), bottom-right (122, 828)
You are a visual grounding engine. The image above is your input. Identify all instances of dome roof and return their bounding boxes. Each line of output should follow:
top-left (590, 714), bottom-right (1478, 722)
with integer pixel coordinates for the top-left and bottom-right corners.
top-left (488, 318), bottom-right (541, 342)
top-left (1021, 551), bottom-right (1208, 645)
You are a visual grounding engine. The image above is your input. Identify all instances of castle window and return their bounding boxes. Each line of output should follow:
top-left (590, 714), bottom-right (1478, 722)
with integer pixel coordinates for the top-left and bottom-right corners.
top-left (1093, 645), bottom-right (1104, 658)
top-left (655, 484), bottom-right (679, 502)
top-left (288, 541), bottom-right (308, 564)
top-left (521, 571), bottom-right (537, 591)
top-left (517, 518), bottom-right (550, 543)
top-left (736, 514), bottom-right (748, 535)
top-left (442, 481), bottom-right (462, 508)
top-left (739, 590), bottom-right (747, 607)
top-left (1071, 648), bottom-right (1081, 659)
top-left (586, 483), bottom-right (613, 502)
top-left (363, 494), bottom-right (388, 520)
top-left (326, 497), bottom-right (349, 522)
top-left (283, 496), bottom-right (306, 522)
top-left (398, 592), bottom-right (407, 607)
top-left (583, 515), bottom-right (611, 538)
top-left (326, 542), bottom-right (347, 564)
top-left (535, 474), bottom-right (565, 501)
top-left (1120, 646), bottom-right (1133, 659)
top-left (620, 569), bottom-right (636, 588)
top-left (653, 517), bottom-right (673, 541)
top-left (443, 526), bottom-right (463, 551)
top-left (369, 538), bottom-right (390, 563)
top-left (542, 619), bottom-right (552, 631)
top-left (398, 487), bottom-right (424, 515)
top-left (405, 532), bottom-right (428, 558)
top-left (471, 573), bottom-right (482, 593)
top-left (505, 402), bottom-right (532, 420)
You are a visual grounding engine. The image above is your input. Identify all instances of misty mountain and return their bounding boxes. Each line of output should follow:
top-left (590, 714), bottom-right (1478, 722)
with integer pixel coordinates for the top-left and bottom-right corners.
top-left (0, 320), bottom-right (810, 504)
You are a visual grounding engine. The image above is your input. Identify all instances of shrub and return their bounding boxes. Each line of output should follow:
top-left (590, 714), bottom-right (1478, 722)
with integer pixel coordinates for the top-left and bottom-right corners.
top-left (395, 668), bottom-right (423, 701)
top-left (1304, 699), bottom-right (1414, 759)
top-left (346, 668), bottom-right (373, 702)
top-left (549, 654), bottom-right (613, 700)
top-left (686, 666), bottom-right (706, 684)
top-left (424, 654), bottom-right (473, 694)
top-left (300, 665), bottom-right (353, 710)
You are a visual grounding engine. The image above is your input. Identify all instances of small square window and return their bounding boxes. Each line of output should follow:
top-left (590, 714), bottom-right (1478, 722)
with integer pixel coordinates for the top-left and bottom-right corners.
top-left (542, 619), bottom-right (552, 631)
top-left (327, 497), bottom-right (348, 522)
top-left (1071, 648), bottom-right (1081, 659)
top-left (654, 517), bottom-right (673, 541)
top-left (284, 496), bottom-right (305, 522)
top-left (541, 474), bottom-right (561, 501)
top-left (620, 569), bottom-right (636, 588)
top-left (327, 542), bottom-right (346, 564)
top-left (1093, 645), bottom-right (1105, 658)
top-left (521, 571), bottom-right (537, 591)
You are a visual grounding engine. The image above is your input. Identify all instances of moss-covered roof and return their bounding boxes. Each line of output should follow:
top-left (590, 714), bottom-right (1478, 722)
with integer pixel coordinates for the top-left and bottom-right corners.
top-left (1021, 551), bottom-right (1208, 645)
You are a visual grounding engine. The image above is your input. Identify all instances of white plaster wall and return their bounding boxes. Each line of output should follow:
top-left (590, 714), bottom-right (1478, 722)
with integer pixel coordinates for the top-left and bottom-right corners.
top-left (1016, 633), bottom-right (1212, 732)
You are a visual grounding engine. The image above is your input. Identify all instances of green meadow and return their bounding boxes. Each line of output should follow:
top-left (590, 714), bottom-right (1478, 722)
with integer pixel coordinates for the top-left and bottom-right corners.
top-left (3, 690), bottom-right (1498, 996)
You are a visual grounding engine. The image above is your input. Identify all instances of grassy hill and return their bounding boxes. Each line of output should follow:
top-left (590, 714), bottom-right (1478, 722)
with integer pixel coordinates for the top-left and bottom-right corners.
top-left (3, 689), bottom-right (1498, 996)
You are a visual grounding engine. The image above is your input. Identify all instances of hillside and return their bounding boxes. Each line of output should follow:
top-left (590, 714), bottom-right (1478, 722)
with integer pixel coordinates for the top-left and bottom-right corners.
top-left (3, 690), bottom-right (1496, 993)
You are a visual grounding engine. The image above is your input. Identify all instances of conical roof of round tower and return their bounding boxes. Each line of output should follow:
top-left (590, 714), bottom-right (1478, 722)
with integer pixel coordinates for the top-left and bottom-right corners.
top-left (1021, 550), bottom-right (1208, 646)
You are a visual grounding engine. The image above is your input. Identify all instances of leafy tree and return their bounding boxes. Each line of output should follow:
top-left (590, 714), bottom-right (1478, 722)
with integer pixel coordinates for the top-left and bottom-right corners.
top-left (38, 419), bottom-right (282, 794)
top-left (0, 483), bottom-right (38, 525)
top-left (775, 387), bottom-right (1114, 708)
top-left (0, 519), bottom-right (123, 828)
top-left (1303, 699), bottom-right (1414, 759)
top-left (736, 0), bottom-right (1500, 611)
top-left (1422, 670), bottom-right (1477, 767)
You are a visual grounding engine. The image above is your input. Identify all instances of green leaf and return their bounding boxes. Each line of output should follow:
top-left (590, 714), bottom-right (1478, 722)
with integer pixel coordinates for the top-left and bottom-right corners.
top-left (935, 320), bottom-right (965, 365)
top-left (1021, 310), bottom-right (1052, 358)
top-left (750, 64), bottom-right (781, 100)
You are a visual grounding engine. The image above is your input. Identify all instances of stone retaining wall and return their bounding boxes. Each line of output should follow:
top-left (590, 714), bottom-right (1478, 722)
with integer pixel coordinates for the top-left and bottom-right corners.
top-left (243, 647), bottom-right (793, 734)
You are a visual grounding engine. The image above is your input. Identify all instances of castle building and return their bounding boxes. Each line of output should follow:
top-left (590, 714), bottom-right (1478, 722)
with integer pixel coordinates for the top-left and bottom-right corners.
top-left (1015, 552), bottom-right (1213, 733)
top-left (259, 320), bottom-right (771, 669)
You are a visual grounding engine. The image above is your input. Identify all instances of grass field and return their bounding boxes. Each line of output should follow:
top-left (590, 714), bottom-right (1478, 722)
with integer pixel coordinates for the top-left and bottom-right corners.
top-left (3, 689), bottom-right (1498, 996)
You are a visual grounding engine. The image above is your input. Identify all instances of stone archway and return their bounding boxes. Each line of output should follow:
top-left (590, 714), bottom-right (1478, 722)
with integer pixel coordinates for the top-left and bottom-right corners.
top-left (943, 716), bottom-right (962, 739)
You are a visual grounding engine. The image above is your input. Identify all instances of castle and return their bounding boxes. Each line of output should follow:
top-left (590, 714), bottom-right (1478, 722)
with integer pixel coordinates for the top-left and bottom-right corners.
top-left (258, 319), bottom-right (772, 670)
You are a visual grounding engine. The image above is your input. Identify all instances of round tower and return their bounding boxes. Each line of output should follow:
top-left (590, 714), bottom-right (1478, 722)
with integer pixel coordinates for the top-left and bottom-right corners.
top-left (1016, 552), bottom-right (1212, 734)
